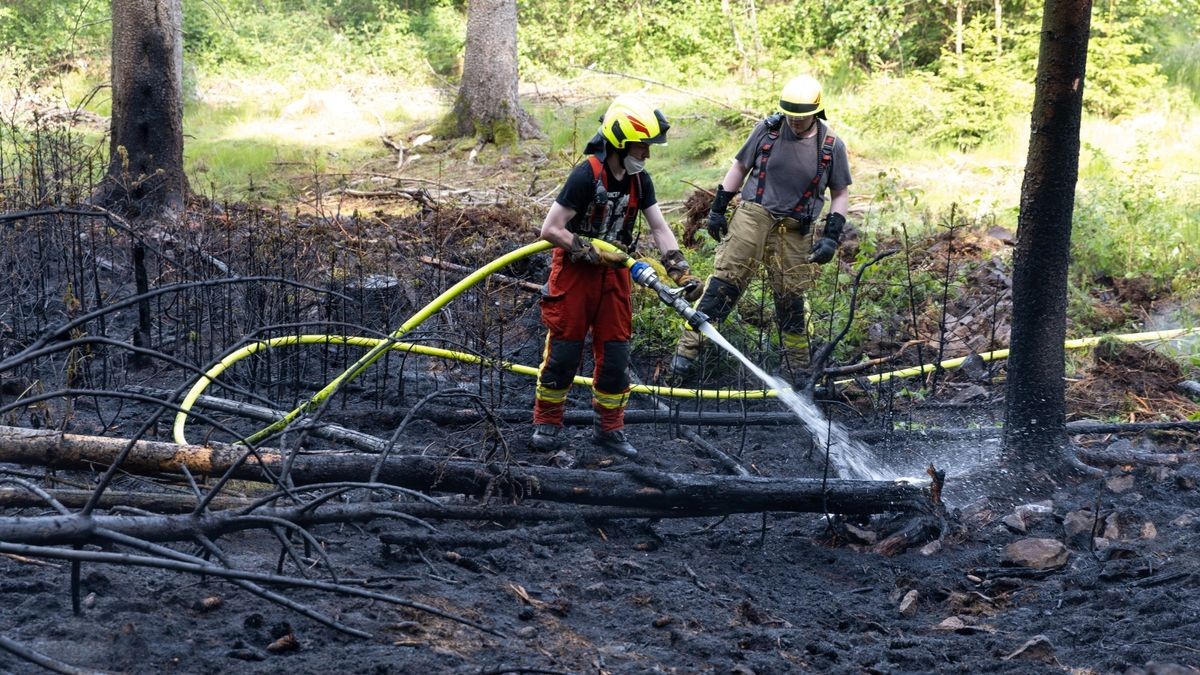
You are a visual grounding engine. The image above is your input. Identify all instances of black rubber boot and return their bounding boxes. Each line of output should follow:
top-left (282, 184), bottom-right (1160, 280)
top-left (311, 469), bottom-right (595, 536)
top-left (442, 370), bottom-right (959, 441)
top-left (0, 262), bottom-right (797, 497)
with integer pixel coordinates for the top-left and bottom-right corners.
top-left (591, 426), bottom-right (638, 458)
top-left (530, 424), bottom-right (563, 452)
top-left (666, 353), bottom-right (697, 387)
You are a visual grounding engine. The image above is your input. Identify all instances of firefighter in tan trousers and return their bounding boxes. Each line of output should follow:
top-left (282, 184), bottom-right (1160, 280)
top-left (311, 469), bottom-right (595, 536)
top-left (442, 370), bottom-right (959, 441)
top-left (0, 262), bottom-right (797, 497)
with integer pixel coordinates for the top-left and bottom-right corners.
top-left (669, 74), bottom-right (852, 388)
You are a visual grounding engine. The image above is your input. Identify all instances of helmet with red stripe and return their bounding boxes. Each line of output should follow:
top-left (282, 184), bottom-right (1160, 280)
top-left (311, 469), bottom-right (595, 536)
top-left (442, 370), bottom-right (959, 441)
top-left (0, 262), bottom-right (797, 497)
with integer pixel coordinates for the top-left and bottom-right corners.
top-left (599, 95), bottom-right (670, 149)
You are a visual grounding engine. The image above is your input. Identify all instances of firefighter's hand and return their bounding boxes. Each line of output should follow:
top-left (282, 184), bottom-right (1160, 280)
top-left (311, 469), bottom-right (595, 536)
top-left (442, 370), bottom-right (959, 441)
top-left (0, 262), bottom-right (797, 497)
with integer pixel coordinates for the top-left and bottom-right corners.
top-left (706, 210), bottom-right (728, 241)
top-left (677, 274), bottom-right (704, 302)
top-left (568, 235), bottom-right (600, 265)
top-left (808, 238), bottom-right (838, 264)
top-left (570, 235), bottom-right (628, 267)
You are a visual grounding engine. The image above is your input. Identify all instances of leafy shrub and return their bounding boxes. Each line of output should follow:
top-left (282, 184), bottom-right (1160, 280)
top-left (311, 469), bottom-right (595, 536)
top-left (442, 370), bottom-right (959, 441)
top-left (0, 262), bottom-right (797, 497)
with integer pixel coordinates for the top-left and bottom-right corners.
top-left (838, 72), bottom-right (949, 155)
top-left (0, 0), bottom-right (108, 81)
top-left (1161, 37), bottom-right (1200, 101)
top-left (1073, 143), bottom-right (1200, 287)
top-left (1085, 17), bottom-right (1168, 118)
top-left (760, 0), bottom-right (907, 72)
top-left (518, 0), bottom-right (727, 81)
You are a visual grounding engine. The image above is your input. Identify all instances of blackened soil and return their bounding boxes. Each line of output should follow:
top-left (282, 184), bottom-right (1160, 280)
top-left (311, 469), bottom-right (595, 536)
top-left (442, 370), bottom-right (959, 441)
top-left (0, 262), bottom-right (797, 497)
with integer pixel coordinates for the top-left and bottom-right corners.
top-left (2, 204), bottom-right (1199, 674)
top-left (3, 398), bottom-right (1199, 674)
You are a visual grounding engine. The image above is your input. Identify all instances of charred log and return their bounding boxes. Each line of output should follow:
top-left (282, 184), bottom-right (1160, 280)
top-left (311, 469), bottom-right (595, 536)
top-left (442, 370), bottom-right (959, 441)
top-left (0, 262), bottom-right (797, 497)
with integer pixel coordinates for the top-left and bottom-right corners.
top-left (0, 426), bottom-right (930, 516)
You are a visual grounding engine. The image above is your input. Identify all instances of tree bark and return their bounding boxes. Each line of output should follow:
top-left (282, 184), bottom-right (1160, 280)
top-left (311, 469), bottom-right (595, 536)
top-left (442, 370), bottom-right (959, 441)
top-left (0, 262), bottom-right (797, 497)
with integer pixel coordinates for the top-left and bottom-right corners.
top-left (448, 0), bottom-right (539, 144)
top-left (0, 426), bottom-right (931, 516)
top-left (98, 0), bottom-right (188, 215)
top-left (1003, 0), bottom-right (1092, 471)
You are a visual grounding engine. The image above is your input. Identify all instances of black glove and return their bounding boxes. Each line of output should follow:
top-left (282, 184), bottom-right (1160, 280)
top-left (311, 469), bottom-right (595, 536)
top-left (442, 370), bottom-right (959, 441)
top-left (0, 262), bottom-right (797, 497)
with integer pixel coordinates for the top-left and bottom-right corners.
top-left (808, 212), bottom-right (846, 264)
top-left (706, 185), bottom-right (734, 241)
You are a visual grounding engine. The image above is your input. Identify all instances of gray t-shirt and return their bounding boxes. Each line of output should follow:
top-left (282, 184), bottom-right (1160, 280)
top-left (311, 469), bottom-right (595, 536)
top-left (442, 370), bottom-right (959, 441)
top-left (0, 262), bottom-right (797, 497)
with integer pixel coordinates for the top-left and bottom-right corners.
top-left (734, 119), bottom-right (852, 222)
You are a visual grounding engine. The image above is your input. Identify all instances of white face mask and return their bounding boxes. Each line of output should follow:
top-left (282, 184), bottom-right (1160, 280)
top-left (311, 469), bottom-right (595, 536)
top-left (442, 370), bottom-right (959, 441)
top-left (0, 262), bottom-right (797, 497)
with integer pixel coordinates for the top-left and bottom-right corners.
top-left (623, 155), bottom-right (645, 174)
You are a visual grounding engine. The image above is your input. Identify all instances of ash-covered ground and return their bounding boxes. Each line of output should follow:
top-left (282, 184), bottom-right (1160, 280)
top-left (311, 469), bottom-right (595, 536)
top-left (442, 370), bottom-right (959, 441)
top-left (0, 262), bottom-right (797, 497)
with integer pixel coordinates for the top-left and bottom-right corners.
top-left (3, 373), bottom-right (1199, 674)
top-left (2, 205), bottom-right (1199, 674)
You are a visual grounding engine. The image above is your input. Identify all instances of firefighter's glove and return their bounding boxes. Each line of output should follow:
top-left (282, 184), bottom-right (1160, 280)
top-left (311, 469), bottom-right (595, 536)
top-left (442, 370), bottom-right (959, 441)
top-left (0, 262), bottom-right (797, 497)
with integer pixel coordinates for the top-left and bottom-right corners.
top-left (661, 249), bottom-right (704, 302)
top-left (808, 212), bottom-right (846, 264)
top-left (706, 185), bottom-right (734, 241)
top-left (570, 234), bottom-right (628, 267)
top-left (597, 248), bottom-right (630, 267)
top-left (678, 274), bottom-right (704, 302)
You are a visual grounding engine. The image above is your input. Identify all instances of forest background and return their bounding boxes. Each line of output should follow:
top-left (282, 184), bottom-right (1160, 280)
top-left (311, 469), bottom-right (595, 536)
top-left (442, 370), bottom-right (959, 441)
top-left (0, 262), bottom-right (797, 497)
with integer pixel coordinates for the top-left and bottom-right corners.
top-left (2, 0), bottom-right (1199, 367)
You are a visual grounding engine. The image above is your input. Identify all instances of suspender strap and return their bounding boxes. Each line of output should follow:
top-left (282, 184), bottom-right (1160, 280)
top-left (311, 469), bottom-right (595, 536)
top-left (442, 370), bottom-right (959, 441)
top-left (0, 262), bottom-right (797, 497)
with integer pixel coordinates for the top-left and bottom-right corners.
top-left (626, 170), bottom-right (639, 224)
top-left (752, 133), bottom-right (777, 204)
top-left (793, 128), bottom-right (836, 218)
top-left (587, 156), bottom-right (608, 232)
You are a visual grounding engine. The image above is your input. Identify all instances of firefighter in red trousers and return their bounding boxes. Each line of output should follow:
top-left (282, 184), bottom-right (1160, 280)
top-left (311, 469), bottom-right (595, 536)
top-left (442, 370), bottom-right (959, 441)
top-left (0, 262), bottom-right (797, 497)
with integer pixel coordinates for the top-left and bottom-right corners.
top-left (530, 95), bottom-right (701, 462)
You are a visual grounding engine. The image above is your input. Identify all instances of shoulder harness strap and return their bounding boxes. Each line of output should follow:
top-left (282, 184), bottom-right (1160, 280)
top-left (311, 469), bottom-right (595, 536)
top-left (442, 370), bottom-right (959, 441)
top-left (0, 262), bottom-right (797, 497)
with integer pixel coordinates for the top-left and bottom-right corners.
top-left (587, 156), bottom-right (608, 232)
top-left (792, 123), bottom-right (836, 217)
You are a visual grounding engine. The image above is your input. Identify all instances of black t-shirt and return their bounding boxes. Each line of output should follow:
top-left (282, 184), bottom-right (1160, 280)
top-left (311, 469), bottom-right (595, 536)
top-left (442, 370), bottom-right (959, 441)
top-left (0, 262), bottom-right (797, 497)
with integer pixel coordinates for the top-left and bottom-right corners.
top-left (555, 157), bottom-right (658, 246)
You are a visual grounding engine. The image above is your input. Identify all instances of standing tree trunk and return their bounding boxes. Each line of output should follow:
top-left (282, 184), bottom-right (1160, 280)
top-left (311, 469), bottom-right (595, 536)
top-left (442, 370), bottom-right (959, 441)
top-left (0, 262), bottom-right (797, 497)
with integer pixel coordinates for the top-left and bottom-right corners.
top-left (721, 0), bottom-right (748, 77)
top-left (97, 0), bottom-right (188, 216)
top-left (98, 0), bottom-right (189, 361)
top-left (446, 0), bottom-right (539, 145)
top-left (1003, 0), bottom-right (1093, 471)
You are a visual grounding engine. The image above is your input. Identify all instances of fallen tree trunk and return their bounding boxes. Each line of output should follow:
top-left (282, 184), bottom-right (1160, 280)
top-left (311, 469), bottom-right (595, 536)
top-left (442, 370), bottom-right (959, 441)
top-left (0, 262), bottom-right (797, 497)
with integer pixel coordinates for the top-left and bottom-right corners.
top-left (0, 426), bottom-right (929, 515)
top-left (0, 488), bottom-right (714, 523)
top-left (0, 501), bottom-right (435, 545)
top-left (1074, 446), bottom-right (1198, 468)
top-left (0, 487), bottom-right (255, 512)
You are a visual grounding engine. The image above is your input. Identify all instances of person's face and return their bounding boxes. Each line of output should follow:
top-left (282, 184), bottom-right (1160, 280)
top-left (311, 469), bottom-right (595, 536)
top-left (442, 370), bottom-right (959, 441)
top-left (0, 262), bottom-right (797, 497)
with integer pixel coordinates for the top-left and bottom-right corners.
top-left (626, 142), bottom-right (650, 160)
top-left (786, 114), bottom-right (817, 136)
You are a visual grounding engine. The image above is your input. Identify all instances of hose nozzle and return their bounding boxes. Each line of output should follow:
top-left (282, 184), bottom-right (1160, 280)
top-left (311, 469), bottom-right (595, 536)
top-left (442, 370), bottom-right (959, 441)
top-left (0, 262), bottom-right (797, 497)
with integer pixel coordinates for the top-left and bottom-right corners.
top-left (630, 261), bottom-right (709, 329)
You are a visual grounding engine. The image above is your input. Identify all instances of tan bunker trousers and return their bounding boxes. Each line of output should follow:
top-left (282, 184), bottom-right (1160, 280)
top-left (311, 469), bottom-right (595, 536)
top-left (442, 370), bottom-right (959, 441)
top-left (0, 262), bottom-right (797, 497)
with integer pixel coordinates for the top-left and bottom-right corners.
top-left (675, 201), bottom-right (817, 369)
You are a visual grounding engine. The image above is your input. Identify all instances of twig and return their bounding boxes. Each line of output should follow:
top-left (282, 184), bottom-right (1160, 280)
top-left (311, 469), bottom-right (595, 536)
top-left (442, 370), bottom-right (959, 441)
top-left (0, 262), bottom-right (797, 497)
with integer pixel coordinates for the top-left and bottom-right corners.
top-left (807, 249), bottom-right (900, 395)
top-left (0, 634), bottom-right (111, 675)
top-left (125, 384), bottom-right (389, 453)
top-left (1, 552), bottom-right (62, 568)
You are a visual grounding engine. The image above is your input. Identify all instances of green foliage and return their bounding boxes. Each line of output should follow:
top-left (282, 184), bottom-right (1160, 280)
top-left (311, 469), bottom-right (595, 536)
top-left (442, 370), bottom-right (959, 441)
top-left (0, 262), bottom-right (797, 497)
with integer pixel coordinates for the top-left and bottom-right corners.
top-left (673, 115), bottom-right (726, 161)
top-left (1161, 37), bottom-right (1200, 101)
top-left (517, 0), bottom-right (728, 80)
top-left (0, 1), bottom-right (108, 59)
top-left (761, 0), bottom-right (907, 72)
top-left (1085, 17), bottom-right (1168, 118)
top-left (182, 0), bottom-right (462, 82)
top-left (928, 16), bottom-right (1035, 151)
top-left (839, 72), bottom-right (950, 156)
top-left (1072, 143), bottom-right (1200, 287)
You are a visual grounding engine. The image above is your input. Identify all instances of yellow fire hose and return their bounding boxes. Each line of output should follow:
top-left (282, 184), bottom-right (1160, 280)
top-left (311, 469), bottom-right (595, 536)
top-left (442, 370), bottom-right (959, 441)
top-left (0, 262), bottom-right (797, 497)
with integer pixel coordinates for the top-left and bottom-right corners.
top-left (171, 239), bottom-right (1199, 445)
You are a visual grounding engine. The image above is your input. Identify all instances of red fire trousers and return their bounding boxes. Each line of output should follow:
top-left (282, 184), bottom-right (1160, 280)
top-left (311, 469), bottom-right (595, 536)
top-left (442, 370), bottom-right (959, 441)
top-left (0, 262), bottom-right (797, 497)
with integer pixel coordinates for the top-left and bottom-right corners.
top-left (533, 249), bottom-right (632, 432)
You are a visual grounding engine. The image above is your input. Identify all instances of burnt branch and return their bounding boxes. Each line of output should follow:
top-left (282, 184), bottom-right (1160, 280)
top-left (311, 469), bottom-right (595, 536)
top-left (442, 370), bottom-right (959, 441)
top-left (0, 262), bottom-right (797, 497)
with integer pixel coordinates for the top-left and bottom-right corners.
top-left (807, 248), bottom-right (899, 396)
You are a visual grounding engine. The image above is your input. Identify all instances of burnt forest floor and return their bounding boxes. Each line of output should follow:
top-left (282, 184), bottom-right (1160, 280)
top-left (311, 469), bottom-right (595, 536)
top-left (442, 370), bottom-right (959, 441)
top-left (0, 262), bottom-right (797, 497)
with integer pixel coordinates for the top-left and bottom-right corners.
top-left (2, 202), bottom-right (1200, 675)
